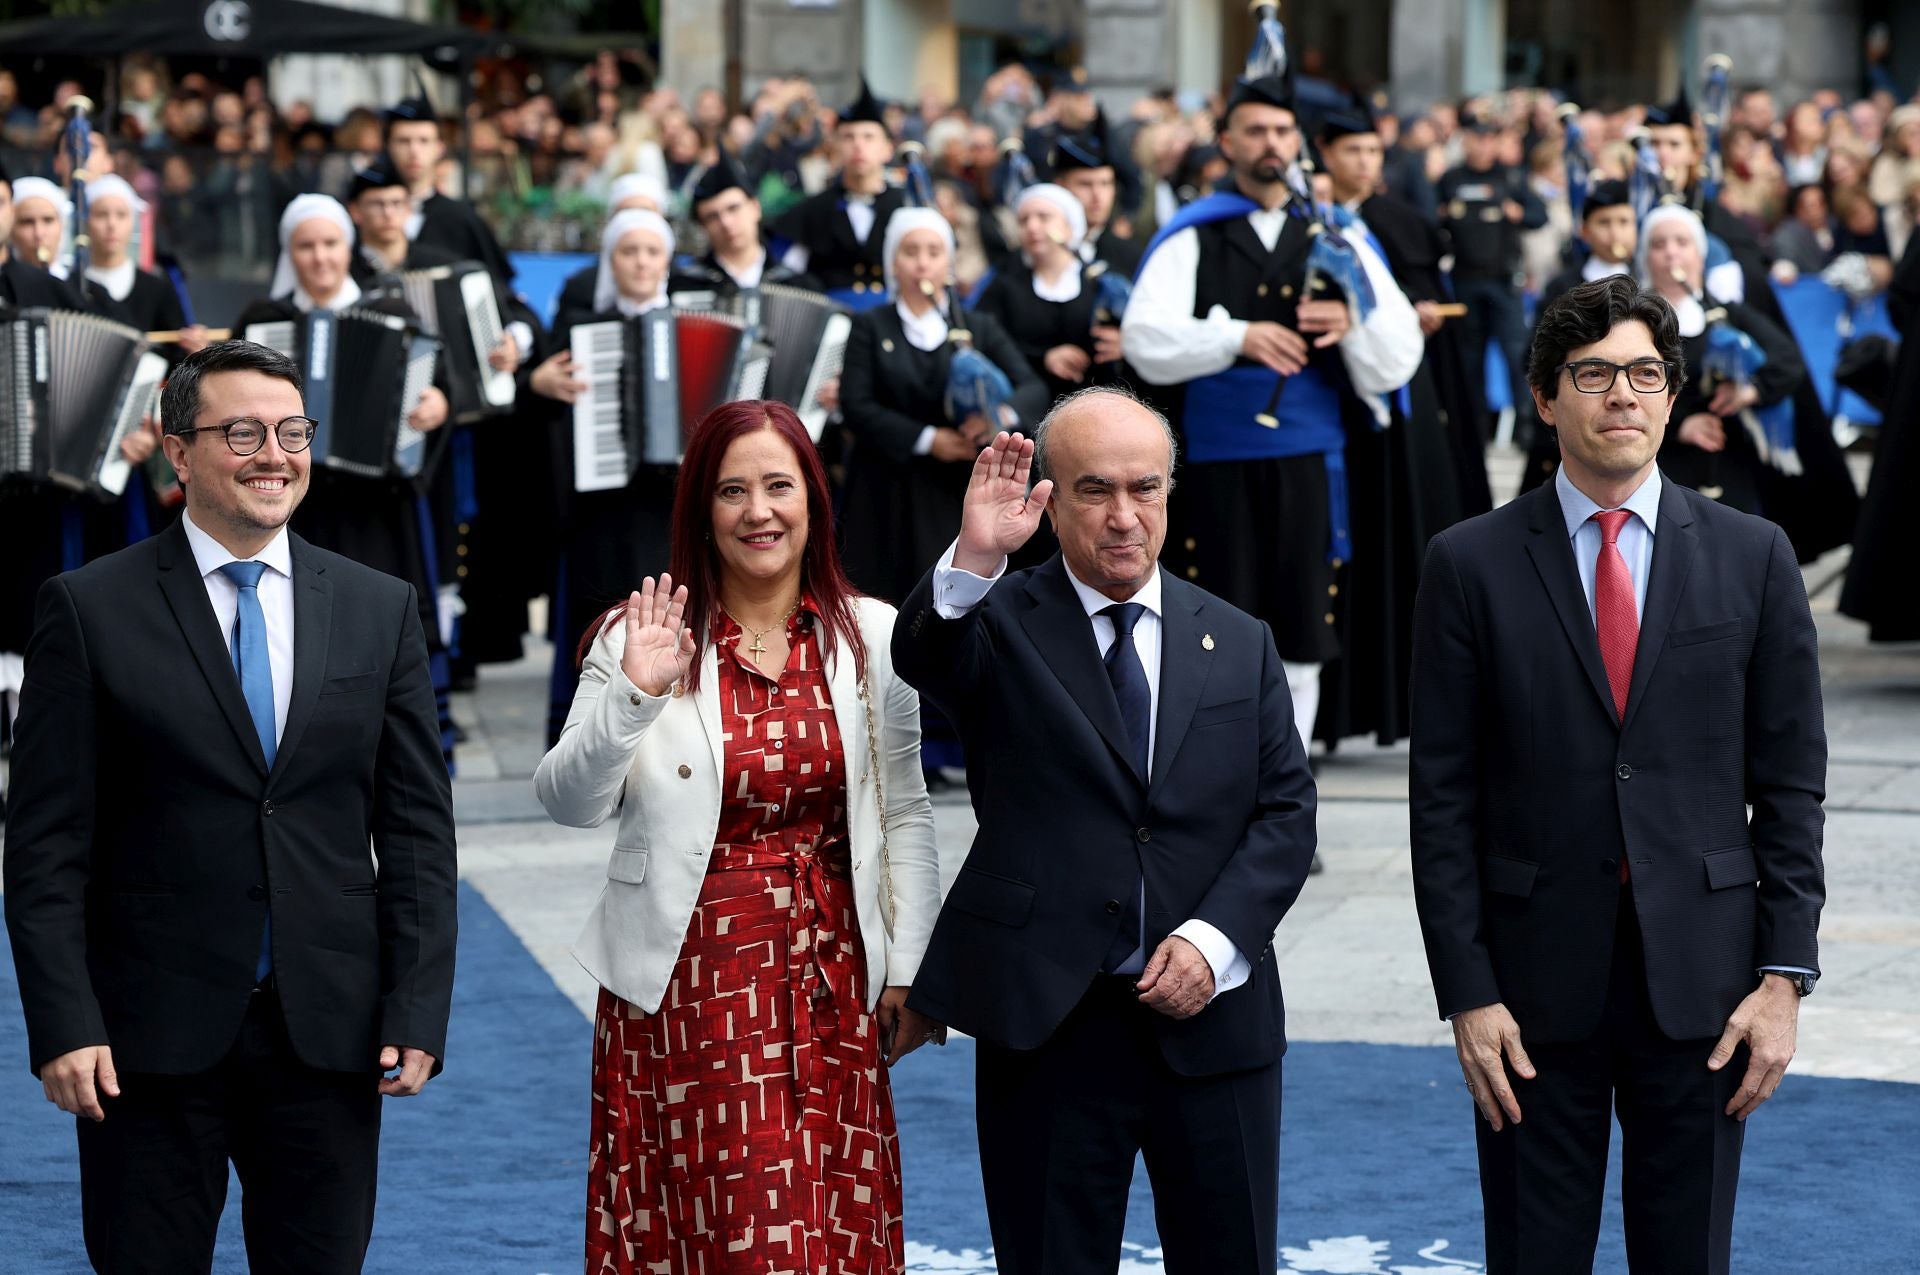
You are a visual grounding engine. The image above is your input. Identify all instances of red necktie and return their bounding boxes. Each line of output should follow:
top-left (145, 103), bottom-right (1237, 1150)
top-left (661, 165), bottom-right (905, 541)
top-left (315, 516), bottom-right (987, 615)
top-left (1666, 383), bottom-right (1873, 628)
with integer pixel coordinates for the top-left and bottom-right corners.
top-left (1592, 510), bottom-right (1639, 722)
top-left (1593, 510), bottom-right (1637, 883)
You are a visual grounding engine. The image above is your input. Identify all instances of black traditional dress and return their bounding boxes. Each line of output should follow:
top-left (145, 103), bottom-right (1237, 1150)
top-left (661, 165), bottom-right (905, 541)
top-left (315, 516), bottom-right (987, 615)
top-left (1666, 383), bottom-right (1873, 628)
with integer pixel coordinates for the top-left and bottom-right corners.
top-left (541, 298), bottom-right (685, 742)
top-left (836, 301), bottom-right (1048, 608)
top-left (1658, 296), bottom-right (1805, 517)
top-left (1839, 235), bottom-right (1920, 641)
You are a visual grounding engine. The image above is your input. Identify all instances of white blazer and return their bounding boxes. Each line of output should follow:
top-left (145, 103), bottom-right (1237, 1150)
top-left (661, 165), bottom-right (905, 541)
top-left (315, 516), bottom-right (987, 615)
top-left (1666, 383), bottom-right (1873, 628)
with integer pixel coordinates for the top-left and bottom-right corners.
top-left (534, 596), bottom-right (940, 1015)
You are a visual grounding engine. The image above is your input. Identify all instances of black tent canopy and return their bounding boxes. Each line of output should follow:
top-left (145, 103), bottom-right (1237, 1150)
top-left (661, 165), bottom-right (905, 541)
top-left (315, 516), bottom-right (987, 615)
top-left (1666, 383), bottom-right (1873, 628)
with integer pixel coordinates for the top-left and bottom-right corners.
top-left (0, 0), bottom-right (490, 67)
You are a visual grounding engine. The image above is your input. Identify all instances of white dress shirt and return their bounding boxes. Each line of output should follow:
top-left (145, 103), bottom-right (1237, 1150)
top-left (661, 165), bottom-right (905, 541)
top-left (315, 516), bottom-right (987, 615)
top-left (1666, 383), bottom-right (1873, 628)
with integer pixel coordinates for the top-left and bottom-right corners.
top-left (1555, 464), bottom-right (1659, 623)
top-left (180, 509), bottom-right (295, 748)
top-left (931, 540), bottom-right (1253, 999)
top-left (718, 250), bottom-right (767, 290)
top-left (1582, 255), bottom-right (1630, 284)
top-left (1120, 201), bottom-right (1423, 423)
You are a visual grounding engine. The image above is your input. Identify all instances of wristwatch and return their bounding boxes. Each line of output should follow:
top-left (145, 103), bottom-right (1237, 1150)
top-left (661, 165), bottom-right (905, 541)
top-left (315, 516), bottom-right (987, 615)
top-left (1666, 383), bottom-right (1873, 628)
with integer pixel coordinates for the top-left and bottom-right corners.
top-left (1768, 971), bottom-right (1817, 997)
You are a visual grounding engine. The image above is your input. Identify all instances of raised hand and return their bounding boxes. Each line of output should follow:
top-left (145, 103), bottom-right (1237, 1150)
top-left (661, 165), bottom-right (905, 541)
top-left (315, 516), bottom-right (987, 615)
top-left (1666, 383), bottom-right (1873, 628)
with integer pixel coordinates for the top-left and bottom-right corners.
top-left (954, 432), bottom-right (1054, 577)
top-left (619, 574), bottom-right (696, 697)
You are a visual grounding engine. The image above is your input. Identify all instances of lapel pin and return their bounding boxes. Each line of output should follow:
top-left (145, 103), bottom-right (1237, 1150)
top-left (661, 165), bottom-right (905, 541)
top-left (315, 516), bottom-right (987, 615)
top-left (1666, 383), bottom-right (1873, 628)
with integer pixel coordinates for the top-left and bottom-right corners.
top-left (1202, 634), bottom-right (1215, 651)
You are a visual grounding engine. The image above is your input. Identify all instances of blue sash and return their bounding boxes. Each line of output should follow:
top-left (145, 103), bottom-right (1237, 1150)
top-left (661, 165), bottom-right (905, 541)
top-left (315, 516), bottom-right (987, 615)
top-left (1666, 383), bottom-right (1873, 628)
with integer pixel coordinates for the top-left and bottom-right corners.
top-left (1136, 193), bottom-right (1262, 277)
top-left (1184, 364), bottom-right (1353, 563)
top-left (826, 286), bottom-right (890, 313)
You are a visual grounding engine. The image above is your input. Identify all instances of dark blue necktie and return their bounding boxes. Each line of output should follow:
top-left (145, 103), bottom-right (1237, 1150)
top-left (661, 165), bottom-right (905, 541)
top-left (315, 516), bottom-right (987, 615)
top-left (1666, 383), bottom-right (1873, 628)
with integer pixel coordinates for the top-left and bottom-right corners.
top-left (219, 560), bottom-right (276, 983)
top-left (1100, 602), bottom-right (1149, 973)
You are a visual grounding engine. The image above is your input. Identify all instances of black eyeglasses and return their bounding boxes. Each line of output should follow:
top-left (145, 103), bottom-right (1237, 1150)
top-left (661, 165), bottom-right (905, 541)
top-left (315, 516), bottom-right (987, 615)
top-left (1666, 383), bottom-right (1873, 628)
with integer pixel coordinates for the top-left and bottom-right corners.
top-left (178, 416), bottom-right (318, 457)
top-left (1556, 359), bottom-right (1676, 394)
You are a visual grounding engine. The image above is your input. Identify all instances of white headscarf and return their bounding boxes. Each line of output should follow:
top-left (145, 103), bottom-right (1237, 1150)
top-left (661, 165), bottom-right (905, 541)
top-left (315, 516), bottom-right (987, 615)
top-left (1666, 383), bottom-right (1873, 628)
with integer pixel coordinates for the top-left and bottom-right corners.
top-left (9, 177), bottom-right (72, 271)
top-left (85, 173), bottom-right (147, 215)
top-left (1016, 183), bottom-right (1088, 253)
top-left (881, 207), bottom-right (956, 299)
top-left (11, 176), bottom-right (71, 219)
top-left (594, 209), bottom-right (675, 314)
top-left (608, 172), bottom-right (666, 213)
top-left (271, 193), bottom-right (356, 303)
top-left (1635, 204), bottom-right (1709, 291)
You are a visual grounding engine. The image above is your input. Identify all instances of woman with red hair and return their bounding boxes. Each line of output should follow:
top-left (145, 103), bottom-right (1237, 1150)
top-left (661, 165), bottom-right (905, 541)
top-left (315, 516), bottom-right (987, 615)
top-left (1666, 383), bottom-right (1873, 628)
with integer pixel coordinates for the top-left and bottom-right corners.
top-left (535, 399), bottom-right (944, 1273)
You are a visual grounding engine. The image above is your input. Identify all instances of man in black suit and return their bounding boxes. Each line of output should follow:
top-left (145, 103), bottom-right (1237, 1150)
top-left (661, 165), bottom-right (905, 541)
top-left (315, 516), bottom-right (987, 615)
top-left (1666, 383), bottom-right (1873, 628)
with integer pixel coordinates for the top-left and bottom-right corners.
top-left (4, 341), bottom-right (460, 1273)
top-left (895, 389), bottom-right (1318, 1273)
top-left (1410, 276), bottom-right (1825, 1275)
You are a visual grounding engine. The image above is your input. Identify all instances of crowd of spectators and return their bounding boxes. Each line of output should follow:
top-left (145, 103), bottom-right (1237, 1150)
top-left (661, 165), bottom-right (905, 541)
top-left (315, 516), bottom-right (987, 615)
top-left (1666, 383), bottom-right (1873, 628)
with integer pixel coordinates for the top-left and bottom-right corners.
top-left (2, 47), bottom-right (1917, 301)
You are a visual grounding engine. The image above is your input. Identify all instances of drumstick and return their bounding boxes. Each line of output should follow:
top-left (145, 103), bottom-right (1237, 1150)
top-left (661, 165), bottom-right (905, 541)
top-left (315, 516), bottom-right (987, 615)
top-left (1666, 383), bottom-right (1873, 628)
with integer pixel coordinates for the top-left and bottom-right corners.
top-left (1429, 303), bottom-right (1467, 318)
top-left (145, 327), bottom-right (232, 344)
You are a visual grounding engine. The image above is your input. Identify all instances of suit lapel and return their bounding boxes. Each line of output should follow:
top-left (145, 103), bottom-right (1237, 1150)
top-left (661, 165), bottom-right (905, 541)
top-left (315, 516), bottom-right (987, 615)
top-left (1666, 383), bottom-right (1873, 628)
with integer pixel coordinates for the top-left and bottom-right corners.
top-left (1148, 576), bottom-right (1214, 796)
top-left (694, 643), bottom-right (724, 778)
top-left (154, 521), bottom-right (269, 776)
top-left (1018, 559), bottom-right (1139, 783)
top-left (269, 536), bottom-right (331, 786)
top-left (1620, 480), bottom-right (1699, 734)
top-left (825, 624), bottom-right (864, 791)
top-left (1521, 482), bottom-right (1620, 724)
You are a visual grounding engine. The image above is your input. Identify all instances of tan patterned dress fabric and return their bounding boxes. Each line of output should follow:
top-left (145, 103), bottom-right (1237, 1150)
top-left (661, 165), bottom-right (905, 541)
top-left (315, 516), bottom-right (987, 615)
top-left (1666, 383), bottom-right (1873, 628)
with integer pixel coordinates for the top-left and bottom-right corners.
top-left (585, 602), bottom-right (904, 1274)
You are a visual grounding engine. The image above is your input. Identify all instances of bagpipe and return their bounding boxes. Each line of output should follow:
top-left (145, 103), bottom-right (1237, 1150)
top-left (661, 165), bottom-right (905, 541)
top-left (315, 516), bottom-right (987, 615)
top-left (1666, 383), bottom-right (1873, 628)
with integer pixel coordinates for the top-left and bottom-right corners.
top-left (1557, 101), bottom-right (1593, 224)
top-left (897, 142), bottom-right (1016, 432)
top-left (1698, 55), bottom-right (1734, 209)
top-left (1248, 1), bottom-right (1375, 426)
top-left (1699, 301), bottom-right (1801, 475)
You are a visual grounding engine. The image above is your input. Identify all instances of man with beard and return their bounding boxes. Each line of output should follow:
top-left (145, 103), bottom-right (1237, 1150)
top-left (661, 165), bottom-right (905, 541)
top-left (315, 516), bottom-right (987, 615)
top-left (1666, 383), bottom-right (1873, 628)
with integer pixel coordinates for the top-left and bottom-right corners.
top-left (1121, 61), bottom-right (1420, 763)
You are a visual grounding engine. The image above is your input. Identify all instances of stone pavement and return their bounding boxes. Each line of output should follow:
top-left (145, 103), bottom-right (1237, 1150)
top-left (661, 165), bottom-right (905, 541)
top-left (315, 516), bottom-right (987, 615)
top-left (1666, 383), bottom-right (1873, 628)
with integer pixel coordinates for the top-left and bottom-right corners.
top-left (446, 463), bottom-right (1920, 1085)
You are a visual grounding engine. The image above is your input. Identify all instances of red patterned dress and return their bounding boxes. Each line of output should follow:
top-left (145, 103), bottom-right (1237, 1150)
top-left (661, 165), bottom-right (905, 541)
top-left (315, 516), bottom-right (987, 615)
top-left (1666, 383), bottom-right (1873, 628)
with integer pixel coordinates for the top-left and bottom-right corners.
top-left (586, 601), bottom-right (904, 1274)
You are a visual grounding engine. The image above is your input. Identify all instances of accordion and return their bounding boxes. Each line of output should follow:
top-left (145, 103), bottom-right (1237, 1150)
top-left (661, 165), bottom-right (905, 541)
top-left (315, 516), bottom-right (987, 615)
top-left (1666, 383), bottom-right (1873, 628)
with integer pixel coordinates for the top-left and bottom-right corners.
top-left (394, 260), bottom-right (515, 422)
top-left (1, 308), bottom-right (167, 498)
top-left (244, 309), bottom-right (441, 480)
top-left (677, 284), bottom-right (850, 441)
top-left (570, 308), bottom-right (761, 493)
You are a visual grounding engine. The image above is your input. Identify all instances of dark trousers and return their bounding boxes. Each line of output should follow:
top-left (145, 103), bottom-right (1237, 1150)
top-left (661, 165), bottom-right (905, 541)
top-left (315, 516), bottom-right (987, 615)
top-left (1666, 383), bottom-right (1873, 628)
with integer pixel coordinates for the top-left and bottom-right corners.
top-left (974, 976), bottom-right (1282, 1275)
top-left (1475, 890), bottom-right (1746, 1275)
top-left (75, 985), bottom-right (382, 1275)
top-left (1455, 275), bottom-right (1532, 432)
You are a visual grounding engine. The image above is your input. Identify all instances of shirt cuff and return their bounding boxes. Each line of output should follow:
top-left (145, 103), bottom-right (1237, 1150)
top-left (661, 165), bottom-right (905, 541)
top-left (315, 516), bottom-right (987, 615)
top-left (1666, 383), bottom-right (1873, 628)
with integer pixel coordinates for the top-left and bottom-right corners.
top-left (931, 538), bottom-right (1005, 619)
top-left (913, 425), bottom-right (937, 456)
top-left (1171, 919), bottom-right (1251, 1002)
top-left (505, 321), bottom-right (534, 367)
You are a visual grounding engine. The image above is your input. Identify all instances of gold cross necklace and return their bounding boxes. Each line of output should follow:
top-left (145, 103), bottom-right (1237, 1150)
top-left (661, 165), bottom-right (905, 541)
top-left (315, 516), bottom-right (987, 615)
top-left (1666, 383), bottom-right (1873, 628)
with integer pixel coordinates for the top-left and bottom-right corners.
top-left (733, 597), bottom-right (801, 662)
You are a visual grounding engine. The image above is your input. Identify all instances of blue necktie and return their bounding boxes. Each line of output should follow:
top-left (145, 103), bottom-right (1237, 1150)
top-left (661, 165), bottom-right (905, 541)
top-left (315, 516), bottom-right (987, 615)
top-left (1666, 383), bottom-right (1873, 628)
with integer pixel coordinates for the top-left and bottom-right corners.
top-left (219, 560), bottom-right (276, 983)
top-left (1100, 603), bottom-right (1149, 973)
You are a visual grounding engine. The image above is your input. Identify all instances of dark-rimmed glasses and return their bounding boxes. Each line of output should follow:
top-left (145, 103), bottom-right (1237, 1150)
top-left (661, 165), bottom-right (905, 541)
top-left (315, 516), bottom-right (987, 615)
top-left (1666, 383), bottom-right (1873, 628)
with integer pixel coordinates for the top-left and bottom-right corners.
top-left (1556, 359), bottom-right (1676, 395)
top-left (177, 417), bottom-right (318, 457)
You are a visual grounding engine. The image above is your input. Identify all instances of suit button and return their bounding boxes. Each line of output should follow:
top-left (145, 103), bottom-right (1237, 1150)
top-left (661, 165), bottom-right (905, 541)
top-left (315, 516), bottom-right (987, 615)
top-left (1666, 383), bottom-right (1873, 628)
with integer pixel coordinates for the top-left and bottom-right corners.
top-left (1600, 858), bottom-right (1618, 877)
top-left (1616, 764), bottom-right (1633, 781)
top-left (678, 764), bottom-right (692, 779)
top-left (261, 800), bottom-right (274, 817)
top-left (1135, 827), bottom-right (1151, 843)
top-left (1257, 283), bottom-right (1269, 297)
top-left (247, 886), bottom-right (266, 901)
top-left (1105, 899), bottom-right (1122, 915)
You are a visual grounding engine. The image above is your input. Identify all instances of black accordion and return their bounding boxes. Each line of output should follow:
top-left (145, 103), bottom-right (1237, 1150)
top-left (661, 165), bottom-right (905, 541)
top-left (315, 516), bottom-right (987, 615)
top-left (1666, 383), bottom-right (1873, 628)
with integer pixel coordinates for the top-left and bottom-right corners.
top-left (569, 308), bottom-right (760, 492)
top-left (1, 307), bottom-right (167, 499)
top-left (243, 309), bottom-right (441, 480)
top-left (393, 261), bottom-right (515, 422)
top-left (677, 284), bottom-right (850, 441)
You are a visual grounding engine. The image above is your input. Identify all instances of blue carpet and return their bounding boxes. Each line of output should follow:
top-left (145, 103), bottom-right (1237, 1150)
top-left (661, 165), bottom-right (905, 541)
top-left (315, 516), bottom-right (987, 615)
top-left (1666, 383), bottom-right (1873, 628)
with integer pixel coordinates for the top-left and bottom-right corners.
top-left (5, 882), bottom-right (1916, 1272)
